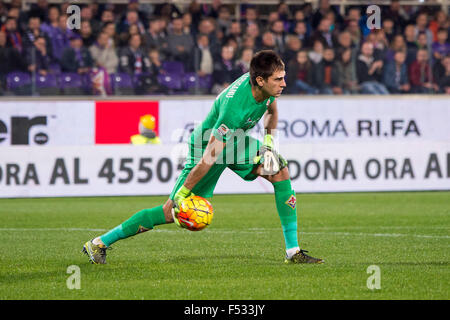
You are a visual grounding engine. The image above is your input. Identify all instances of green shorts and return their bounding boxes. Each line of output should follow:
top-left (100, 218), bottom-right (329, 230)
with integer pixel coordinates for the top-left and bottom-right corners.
top-left (169, 135), bottom-right (261, 199)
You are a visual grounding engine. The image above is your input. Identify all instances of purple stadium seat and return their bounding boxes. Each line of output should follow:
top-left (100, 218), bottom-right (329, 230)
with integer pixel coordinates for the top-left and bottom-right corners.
top-left (162, 61), bottom-right (185, 75)
top-left (7, 72), bottom-right (31, 90)
top-left (157, 73), bottom-right (183, 91)
top-left (6, 72), bottom-right (32, 95)
top-left (183, 73), bottom-right (211, 94)
top-left (110, 73), bottom-right (135, 95)
top-left (59, 72), bottom-right (84, 95)
top-left (36, 73), bottom-right (60, 95)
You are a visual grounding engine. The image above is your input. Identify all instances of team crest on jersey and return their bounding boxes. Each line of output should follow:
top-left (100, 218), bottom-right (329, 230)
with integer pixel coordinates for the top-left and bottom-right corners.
top-left (285, 195), bottom-right (296, 209)
top-left (217, 124), bottom-right (230, 136)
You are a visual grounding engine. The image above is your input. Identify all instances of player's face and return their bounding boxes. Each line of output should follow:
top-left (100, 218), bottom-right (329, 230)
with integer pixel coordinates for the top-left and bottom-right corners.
top-left (262, 70), bottom-right (286, 97)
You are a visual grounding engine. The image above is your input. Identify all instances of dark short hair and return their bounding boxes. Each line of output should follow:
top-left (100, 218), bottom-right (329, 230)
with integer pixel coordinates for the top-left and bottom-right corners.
top-left (250, 50), bottom-right (284, 86)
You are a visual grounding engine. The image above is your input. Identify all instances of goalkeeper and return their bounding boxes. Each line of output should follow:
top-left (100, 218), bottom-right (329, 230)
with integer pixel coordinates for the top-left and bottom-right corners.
top-left (83, 50), bottom-right (323, 265)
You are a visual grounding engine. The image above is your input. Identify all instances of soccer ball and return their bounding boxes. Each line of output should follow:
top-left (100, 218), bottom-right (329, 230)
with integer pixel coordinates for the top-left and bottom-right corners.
top-left (178, 195), bottom-right (214, 231)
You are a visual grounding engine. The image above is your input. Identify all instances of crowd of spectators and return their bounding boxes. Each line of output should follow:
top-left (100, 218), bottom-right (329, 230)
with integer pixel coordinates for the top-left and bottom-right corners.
top-left (0, 0), bottom-right (449, 96)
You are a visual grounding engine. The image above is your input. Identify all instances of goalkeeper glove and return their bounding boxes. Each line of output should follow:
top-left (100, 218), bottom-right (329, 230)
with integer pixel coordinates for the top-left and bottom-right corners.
top-left (172, 185), bottom-right (195, 228)
top-left (253, 134), bottom-right (287, 175)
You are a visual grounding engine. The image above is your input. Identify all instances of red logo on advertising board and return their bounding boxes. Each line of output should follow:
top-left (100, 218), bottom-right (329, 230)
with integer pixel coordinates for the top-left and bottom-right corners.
top-left (95, 101), bottom-right (159, 144)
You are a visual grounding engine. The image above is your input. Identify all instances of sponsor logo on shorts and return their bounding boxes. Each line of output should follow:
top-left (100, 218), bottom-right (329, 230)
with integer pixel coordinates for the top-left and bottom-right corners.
top-left (285, 195), bottom-right (296, 209)
top-left (217, 124), bottom-right (230, 136)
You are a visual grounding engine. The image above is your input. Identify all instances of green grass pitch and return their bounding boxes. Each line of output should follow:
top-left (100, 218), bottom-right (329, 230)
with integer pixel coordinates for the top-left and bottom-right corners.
top-left (0, 192), bottom-right (448, 300)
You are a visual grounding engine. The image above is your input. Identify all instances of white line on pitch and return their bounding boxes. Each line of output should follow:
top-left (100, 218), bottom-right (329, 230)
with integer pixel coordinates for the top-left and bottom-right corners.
top-left (0, 227), bottom-right (448, 239)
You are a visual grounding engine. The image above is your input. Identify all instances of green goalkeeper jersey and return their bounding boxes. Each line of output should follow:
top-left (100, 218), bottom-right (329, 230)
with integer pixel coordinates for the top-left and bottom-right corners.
top-left (189, 72), bottom-right (275, 151)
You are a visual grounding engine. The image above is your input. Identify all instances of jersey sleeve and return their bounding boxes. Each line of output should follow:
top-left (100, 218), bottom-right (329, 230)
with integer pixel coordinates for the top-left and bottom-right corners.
top-left (211, 99), bottom-right (243, 143)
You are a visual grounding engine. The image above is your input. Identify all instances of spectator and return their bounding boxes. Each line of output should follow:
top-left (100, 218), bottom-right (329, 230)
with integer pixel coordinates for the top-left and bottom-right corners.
top-left (51, 14), bottom-right (76, 62)
top-left (336, 47), bottom-right (358, 94)
top-left (292, 20), bottom-right (308, 44)
top-left (143, 17), bottom-right (167, 56)
top-left (119, 34), bottom-right (150, 75)
top-left (382, 0), bottom-right (407, 33)
top-left (277, 1), bottom-right (292, 24)
top-left (89, 31), bottom-right (119, 75)
top-left (211, 45), bottom-right (239, 94)
top-left (190, 33), bottom-right (213, 76)
top-left (429, 11), bottom-right (449, 42)
top-left (80, 5), bottom-right (101, 36)
top-left (404, 24), bottom-right (418, 66)
top-left (260, 31), bottom-right (276, 52)
top-left (60, 34), bottom-right (93, 74)
top-left (309, 17), bottom-right (337, 48)
top-left (346, 19), bottom-right (362, 49)
top-left (337, 30), bottom-right (356, 58)
top-left (166, 17), bottom-right (194, 68)
top-left (385, 34), bottom-right (407, 63)
top-left (267, 12), bottom-right (280, 26)
top-left (242, 6), bottom-right (262, 31)
top-left (126, 0), bottom-right (149, 28)
top-left (383, 50), bottom-right (410, 94)
top-left (345, 6), bottom-right (361, 29)
top-left (236, 47), bottom-right (253, 74)
top-left (117, 10), bottom-right (146, 44)
top-left (270, 20), bottom-right (287, 54)
top-left (1, 17), bottom-right (22, 53)
top-left (80, 20), bottom-right (96, 48)
top-left (286, 49), bottom-right (316, 94)
top-left (28, 0), bottom-right (49, 25)
top-left (216, 5), bottom-right (231, 34)
top-left (245, 23), bottom-right (261, 50)
top-left (414, 13), bottom-right (433, 49)
top-left (409, 48), bottom-right (437, 93)
top-left (100, 9), bottom-right (115, 25)
top-left (40, 5), bottom-right (59, 37)
top-left (382, 17), bottom-right (396, 44)
top-left (283, 35), bottom-right (302, 66)
top-left (308, 40), bottom-right (324, 64)
top-left (182, 12), bottom-right (194, 35)
top-left (0, 30), bottom-right (24, 88)
top-left (102, 22), bottom-right (119, 48)
top-left (25, 35), bottom-right (51, 76)
top-left (142, 48), bottom-right (164, 94)
top-left (312, 0), bottom-right (336, 29)
top-left (198, 0), bottom-right (221, 19)
top-left (432, 55), bottom-right (450, 93)
top-left (290, 9), bottom-right (306, 33)
top-left (432, 28), bottom-right (450, 62)
top-left (22, 15), bottom-right (52, 57)
top-left (417, 32), bottom-right (432, 64)
top-left (356, 42), bottom-right (389, 94)
top-left (228, 20), bottom-right (242, 47)
top-left (311, 47), bottom-right (341, 94)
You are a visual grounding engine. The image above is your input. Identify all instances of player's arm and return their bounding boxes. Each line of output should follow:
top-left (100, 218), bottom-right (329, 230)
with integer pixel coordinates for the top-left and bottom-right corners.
top-left (256, 99), bottom-right (287, 174)
top-left (183, 135), bottom-right (225, 190)
top-left (264, 99), bottom-right (278, 136)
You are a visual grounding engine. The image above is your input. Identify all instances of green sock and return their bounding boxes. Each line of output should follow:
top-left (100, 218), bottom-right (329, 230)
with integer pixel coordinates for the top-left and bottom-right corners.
top-left (273, 179), bottom-right (299, 251)
top-left (100, 205), bottom-right (166, 247)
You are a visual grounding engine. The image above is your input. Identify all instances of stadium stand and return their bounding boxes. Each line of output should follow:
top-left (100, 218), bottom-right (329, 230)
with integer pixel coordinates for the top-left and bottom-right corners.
top-left (0, 0), bottom-right (448, 96)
